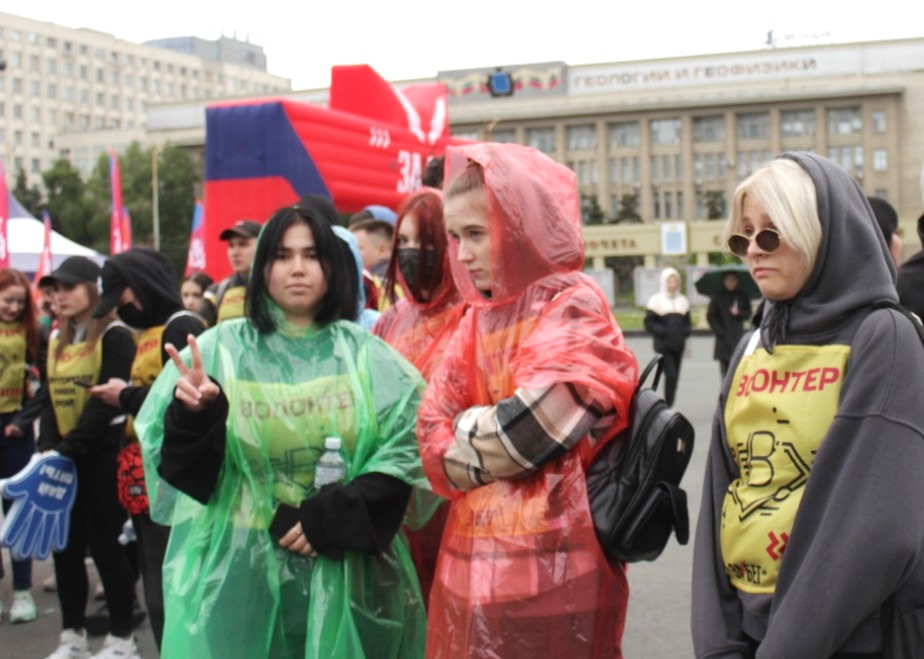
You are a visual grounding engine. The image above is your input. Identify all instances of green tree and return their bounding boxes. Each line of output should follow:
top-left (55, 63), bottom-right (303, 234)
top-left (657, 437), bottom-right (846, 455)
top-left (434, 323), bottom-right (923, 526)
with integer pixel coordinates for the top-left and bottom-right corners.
top-left (84, 142), bottom-right (198, 270)
top-left (614, 192), bottom-right (642, 223)
top-left (156, 145), bottom-right (200, 270)
top-left (43, 159), bottom-right (92, 242)
top-left (13, 168), bottom-right (42, 217)
top-left (581, 194), bottom-right (605, 225)
top-left (705, 190), bottom-right (726, 220)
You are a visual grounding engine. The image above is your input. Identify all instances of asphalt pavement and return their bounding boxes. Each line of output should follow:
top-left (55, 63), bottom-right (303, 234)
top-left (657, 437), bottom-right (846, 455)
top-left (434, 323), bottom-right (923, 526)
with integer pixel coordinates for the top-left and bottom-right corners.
top-left (1, 334), bottom-right (720, 658)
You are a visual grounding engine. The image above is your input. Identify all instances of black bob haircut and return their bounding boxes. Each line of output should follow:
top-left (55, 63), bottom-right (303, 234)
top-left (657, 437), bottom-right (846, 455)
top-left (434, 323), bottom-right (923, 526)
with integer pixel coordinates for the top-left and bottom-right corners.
top-left (245, 196), bottom-right (359, 332)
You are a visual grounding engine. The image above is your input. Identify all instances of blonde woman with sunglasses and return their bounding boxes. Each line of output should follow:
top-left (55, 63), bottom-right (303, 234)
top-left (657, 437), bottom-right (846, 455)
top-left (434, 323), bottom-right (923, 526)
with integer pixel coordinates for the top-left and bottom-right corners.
top-left (692, 153), bottom-right (924, 659)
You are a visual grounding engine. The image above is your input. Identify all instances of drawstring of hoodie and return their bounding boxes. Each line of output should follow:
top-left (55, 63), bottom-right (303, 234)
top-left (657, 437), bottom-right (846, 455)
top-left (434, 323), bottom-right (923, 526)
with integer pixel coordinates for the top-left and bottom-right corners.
top-left (760, 301), bottom-right (791, 354)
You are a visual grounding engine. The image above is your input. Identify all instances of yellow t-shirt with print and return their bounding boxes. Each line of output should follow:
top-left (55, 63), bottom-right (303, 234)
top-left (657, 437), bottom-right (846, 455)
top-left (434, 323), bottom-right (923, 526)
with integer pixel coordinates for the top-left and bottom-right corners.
top-left (47, 334), bottom-right (103, 437)
top-left (720, 343), bottom-right (850, 594)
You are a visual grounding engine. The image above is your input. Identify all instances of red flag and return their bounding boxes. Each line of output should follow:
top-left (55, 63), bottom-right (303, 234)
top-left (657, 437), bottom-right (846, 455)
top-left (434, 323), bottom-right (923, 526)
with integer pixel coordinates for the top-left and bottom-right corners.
top-left (122, 206), bottom-right (133, 251)
top-left (0, 161), bottom-right (9, 268)
top-left (33, 210), bottom-right (54, 289)
top-left (185, 200), bottom-right (206, 275)
top-left (108, 150), bottom-right (129, 254)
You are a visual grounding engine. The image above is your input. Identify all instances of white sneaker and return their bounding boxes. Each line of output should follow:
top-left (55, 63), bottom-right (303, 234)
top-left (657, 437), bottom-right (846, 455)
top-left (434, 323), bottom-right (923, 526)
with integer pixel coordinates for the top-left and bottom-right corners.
top-left (10, 590), bottom-right (37, 623)
top-left (91, 634), bottom-right (140, 659)
top-left (45, 629), bottom-right (91, 659)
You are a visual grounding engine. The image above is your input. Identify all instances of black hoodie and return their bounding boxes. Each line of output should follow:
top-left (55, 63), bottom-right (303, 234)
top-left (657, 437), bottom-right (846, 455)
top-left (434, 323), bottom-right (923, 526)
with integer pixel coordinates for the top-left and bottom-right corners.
top-left (692, 152), bottom-right (924, 658)
top-left (104, 248), bottom-right (205, 415)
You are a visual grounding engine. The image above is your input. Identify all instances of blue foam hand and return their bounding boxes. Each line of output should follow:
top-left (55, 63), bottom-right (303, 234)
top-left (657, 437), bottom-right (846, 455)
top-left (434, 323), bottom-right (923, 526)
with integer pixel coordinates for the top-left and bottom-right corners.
top-left (0, 452), bottom-right (78, 561)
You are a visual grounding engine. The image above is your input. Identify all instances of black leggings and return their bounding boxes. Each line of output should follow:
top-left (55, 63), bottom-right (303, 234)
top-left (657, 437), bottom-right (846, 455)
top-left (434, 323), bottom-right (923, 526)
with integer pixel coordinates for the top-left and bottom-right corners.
top-left (660, 349), bottom-right (683, 407)
top-left (134, 512), bottom-right (170, 651)
top-left (54, 448), bottom-right (136, 636)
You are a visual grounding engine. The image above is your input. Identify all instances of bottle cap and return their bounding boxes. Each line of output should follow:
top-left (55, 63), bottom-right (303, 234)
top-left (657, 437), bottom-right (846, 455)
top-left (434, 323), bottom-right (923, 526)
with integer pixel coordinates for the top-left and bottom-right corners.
top-left (324, 436), bottom-right (341, 451)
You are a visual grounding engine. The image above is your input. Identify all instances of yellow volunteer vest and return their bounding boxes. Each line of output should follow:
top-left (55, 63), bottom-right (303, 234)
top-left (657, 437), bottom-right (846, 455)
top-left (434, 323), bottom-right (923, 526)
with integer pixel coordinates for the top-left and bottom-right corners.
top-left (217, 285), bottom-right (246, 323)
top-left (0, 321), bottom-right (27, 414)
top-left (48, 332), bottom-right (104, 437)
top-left (123, 324), bottom-right (166, 440)
top-left (720, 343), bottom-right (850, 594)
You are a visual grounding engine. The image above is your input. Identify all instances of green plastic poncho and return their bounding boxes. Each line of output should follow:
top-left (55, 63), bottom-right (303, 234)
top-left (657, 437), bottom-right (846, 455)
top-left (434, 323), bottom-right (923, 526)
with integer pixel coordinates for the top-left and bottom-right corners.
top-left (134, 313), bottom-right (428, 659)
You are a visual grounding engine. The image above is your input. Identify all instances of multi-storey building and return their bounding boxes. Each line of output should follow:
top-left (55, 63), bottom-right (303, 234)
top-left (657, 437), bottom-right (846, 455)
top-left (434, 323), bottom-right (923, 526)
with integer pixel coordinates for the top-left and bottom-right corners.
top-left (0, 11), bottom-right (290, 179)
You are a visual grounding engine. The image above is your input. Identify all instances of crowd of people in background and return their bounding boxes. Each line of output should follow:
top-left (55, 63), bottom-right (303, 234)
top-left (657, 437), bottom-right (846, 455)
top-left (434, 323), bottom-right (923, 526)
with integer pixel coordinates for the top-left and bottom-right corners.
top-left (2, 145), bottom-right (924, 659)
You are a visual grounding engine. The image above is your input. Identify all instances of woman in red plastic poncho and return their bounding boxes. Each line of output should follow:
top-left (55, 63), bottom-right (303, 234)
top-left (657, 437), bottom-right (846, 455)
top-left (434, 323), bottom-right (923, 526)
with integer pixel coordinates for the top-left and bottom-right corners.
top-left (374, 188), bottom-right (466, 607)
top-left (375, 188), bottom-right (465, 380)
top-left (417, 143), bottom-right (639, 658)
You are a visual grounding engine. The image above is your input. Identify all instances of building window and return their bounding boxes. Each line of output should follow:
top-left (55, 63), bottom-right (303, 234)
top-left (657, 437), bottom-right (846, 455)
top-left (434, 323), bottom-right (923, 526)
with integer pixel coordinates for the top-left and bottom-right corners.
top-left (737, 112), bottom-right (770, 140)
top-left (827, 145), bottom-right (864, 174)
top-left (651, 119), bottom-right (681, 145)
top-left (490, 129), bottom-right (516, 143)
top-left (12, 78), bottom-right (23, 94)
top-left (110, 95), bottom-right (119, 109)
top-left (620, 156), bottom-right (640, 184)
top-left (31, 159), bottom-right (41, 174)
top-left (871, 111), bottom-right (887, 134)
top-left (827, 107), bottom-right (862, 135)
top-left (527, 127), bottom-right (556, 153)
top-left (29, 80), bottom-right (40, 97)
top-left (872, 149), bottom-right (888, 172)
top-left (47, 58), bottom-right (57, 74)
top-left (567, 125), bottom-right (597, 151)
top-left (693, 116), bottom-right (725, 143)
top-left (781, 109), bottom-right (816, 137)
top-left (608, 122), bottom-right (640, 148)
top-left (29, 55), bottom-right (39, 72)
top-left (96, 68), bottom-right (104, 83)
top-left (737, 150), bottom-right (772, 178)
top-left (46, 83), bottom-right (57, 99)
top-left (96, 92), bottom-right (104, 107)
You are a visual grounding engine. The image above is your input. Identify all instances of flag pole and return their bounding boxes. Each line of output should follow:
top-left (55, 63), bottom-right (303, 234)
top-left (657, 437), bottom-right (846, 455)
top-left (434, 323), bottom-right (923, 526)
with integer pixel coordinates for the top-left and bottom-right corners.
top-left (152, 147), bottom-right (160, 251)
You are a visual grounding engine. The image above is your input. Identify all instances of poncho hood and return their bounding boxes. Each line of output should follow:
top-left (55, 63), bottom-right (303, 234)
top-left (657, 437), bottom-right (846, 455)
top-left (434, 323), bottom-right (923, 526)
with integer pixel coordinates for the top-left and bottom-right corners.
top-left (444, 143), bottom-right (584, 305)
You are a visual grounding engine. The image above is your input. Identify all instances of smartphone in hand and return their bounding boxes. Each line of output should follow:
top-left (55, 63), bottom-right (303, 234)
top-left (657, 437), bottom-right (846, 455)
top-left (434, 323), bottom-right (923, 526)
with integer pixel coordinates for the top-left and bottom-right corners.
top-left (268, 503), bottom-right (301, 540)
top-left (73, 378), bottom-right (94, 389)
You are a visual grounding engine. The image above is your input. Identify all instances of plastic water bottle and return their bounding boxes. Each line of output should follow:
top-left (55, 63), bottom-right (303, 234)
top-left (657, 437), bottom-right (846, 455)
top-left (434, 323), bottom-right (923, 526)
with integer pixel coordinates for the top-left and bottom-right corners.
top-left (314, 437), bottom-right (345, 488)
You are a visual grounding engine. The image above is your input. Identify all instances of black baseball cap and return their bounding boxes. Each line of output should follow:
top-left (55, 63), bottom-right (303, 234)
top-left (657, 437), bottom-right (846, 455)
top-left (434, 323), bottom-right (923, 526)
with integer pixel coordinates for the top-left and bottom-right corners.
top-left (92, 262), bottom-right (129, 318)
top-left (38, 256), bottom-right (101, 288)
top-left (219, 220), bottom-right (262, 241)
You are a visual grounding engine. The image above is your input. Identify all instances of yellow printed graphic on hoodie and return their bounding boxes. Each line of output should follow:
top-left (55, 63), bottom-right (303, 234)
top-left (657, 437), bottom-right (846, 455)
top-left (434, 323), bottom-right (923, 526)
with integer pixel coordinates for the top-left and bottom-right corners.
top-left (721, 343), bottom-right (849, 594)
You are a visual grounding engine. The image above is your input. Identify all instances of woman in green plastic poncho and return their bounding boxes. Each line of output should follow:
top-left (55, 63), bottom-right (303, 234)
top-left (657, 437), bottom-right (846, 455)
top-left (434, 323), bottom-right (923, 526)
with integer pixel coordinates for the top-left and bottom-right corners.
top-left (134, 196), bottom-right (428, 659)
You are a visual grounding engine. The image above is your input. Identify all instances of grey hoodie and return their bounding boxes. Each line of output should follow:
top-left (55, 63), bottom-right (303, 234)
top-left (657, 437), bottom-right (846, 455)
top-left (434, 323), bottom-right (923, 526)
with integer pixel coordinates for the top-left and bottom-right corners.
top-left (692, 152), bottom-right (924, 658)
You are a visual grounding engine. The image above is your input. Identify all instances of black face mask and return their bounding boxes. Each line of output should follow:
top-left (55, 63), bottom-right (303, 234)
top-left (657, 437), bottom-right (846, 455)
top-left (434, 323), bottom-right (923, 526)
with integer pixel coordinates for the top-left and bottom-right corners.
top-left (397, 248), bottom-right (437, 291)
top-left (117, 302), bottom-right (148, 329)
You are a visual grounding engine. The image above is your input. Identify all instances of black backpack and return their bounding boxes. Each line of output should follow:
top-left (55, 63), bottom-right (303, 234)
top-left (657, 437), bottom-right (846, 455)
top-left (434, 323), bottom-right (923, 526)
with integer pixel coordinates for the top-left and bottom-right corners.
top-left (585, 354), bottom-right (695, 562)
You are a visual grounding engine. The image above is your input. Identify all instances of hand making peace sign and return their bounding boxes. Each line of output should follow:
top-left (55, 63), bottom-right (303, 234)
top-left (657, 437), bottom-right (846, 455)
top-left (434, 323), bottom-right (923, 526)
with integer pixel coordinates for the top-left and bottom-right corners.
top-left (164, 334), bottom-right (220, 412)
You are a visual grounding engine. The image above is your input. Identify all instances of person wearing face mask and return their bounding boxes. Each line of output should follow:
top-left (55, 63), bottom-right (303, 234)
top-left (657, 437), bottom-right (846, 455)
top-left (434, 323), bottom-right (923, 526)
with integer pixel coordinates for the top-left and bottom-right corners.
top-left (88, 247), bottom-right (206, 651)
top-left (373, 188), bottom-right (466, 606)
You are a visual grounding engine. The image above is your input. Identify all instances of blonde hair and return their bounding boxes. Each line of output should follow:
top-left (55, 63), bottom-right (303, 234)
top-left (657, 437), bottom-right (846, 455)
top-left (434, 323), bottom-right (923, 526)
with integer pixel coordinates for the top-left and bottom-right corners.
top-left (724, 158), bottom-right (822, 273)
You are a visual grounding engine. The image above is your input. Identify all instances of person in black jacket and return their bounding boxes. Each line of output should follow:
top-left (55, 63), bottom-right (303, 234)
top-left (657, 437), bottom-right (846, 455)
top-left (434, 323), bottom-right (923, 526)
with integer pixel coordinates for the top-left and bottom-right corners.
top-left (35, 256), bottom-right (140, 659)
top-left (88, 248), bottom-right (206, 651)
top-left (706, 272), bottom-right (752, 378)
top-left (897, 213), bottom-right (924, 318)
top-left (644, 267), bottom-right (692, 406)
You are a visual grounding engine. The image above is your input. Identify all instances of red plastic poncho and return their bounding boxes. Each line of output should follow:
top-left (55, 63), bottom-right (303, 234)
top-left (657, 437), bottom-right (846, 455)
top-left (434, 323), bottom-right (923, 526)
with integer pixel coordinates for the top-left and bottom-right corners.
top-left (418, 143), bottom-right (639, 658)
top-left (374, 231), bottom-right (466, 606)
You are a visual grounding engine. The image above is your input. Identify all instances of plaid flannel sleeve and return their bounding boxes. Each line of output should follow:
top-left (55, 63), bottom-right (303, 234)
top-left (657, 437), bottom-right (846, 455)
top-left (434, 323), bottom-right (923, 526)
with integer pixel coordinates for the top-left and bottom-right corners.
top-left (443, 382), bottom-right (615, 492)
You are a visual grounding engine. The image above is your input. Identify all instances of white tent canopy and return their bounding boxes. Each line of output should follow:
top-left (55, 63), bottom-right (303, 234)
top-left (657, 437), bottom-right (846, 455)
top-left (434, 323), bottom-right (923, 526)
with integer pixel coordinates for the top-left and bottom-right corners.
top-left (8, 217), bottom-right (104, 274)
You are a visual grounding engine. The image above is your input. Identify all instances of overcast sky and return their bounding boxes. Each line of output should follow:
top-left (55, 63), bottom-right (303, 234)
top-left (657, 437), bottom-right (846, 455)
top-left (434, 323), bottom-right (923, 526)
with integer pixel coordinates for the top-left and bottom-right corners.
top-left (1, 1), bottom-right (919, 89)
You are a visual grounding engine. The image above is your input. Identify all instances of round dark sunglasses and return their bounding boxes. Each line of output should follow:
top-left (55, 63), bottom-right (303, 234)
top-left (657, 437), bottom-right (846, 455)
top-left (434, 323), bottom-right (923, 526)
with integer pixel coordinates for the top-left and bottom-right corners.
top-left (728, 228), bottom-right (781, 257)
